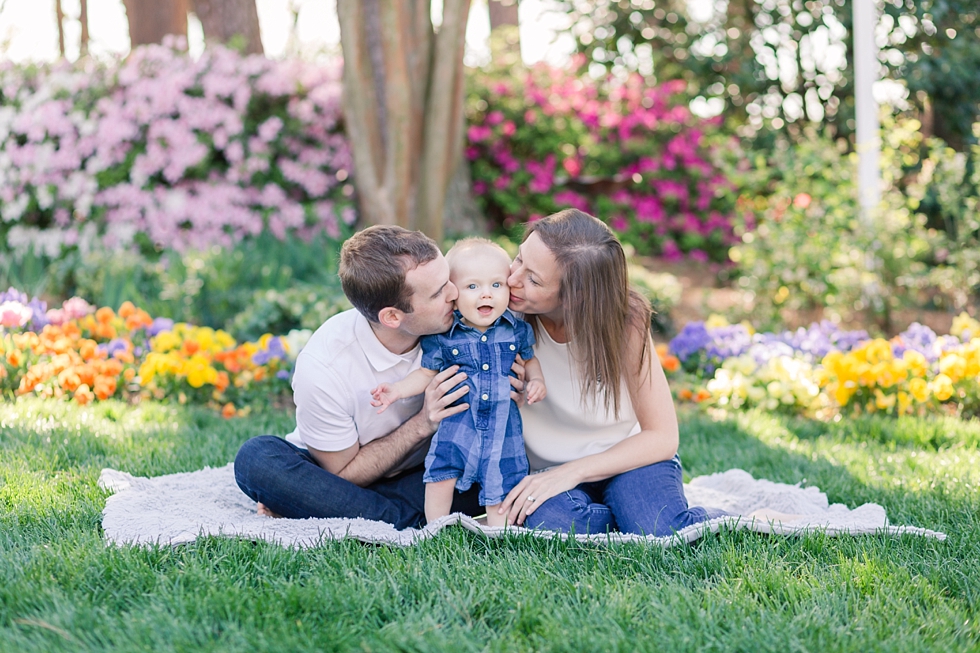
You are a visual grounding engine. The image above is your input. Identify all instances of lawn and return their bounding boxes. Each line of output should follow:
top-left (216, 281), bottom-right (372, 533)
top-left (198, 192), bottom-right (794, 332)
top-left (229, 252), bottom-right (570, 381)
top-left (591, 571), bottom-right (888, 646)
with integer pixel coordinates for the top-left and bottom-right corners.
top-left (1, 397), bottom-right (978, 652)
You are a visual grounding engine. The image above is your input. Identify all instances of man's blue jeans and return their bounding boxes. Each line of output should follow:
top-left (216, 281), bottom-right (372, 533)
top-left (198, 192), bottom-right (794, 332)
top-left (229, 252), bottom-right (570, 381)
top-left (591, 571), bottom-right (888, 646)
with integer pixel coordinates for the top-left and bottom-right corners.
top-left (234, 435), bottom-right (482, 530)
top-left (524, 455), bottom-right (728, 536)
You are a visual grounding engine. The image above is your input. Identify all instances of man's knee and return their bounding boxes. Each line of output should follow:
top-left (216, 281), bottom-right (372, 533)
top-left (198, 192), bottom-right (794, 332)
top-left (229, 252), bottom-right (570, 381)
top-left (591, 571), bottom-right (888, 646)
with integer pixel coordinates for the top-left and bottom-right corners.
top-left (234, 435), bottom-right (285, 494)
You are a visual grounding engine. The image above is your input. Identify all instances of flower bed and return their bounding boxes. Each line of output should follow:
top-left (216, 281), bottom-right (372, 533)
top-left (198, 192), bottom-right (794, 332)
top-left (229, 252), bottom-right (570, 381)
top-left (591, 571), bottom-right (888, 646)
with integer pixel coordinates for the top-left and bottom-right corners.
top-left (0, 44), bottom-right (354, 255)
top-left (665, 314), bottom-right (980, 418)
top-left (0, 288), bottom-right (306, 416)
top-left (466, 62), bottom-right (737, 261)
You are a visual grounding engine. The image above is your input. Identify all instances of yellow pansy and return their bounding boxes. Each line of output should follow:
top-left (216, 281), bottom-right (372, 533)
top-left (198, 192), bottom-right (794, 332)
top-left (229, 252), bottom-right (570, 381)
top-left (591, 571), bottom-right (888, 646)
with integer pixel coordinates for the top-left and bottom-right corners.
top-left (939, 353), bottom-right (967, 384)
top-left (908, 378), bottom-right (930, 402)
top-left (951, 312), bottom-right (980, 340)
top-left (902, 350), bottom-right (929, 377)
top-left (930, 374), bottom-right (954, 402)
top-left (874, 389), bottom-right (895, 411)
top-left (705, 314), bottom-right (729, 329)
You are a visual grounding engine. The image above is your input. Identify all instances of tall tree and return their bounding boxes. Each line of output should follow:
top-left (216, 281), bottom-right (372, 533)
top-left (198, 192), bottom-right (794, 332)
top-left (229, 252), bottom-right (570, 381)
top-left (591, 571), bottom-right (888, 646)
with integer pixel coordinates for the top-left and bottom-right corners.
top-left (80, 0), bottom-right (89, 56)
top-left (191, 0), bottom-right (264, 55)
top-left (55, 0), bottom-right (66, 57)
top-left (337, 0), bottom-right (472, 241)
top-left (122, 0), bottom-right (189, 48)
top-left (488, 0), bottom-right (520, 57)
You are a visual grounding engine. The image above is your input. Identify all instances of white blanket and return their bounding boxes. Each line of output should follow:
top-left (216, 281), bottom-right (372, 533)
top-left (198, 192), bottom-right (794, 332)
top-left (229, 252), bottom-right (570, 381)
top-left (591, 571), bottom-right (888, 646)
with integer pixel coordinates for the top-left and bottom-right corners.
top-left (98, 464), bottom-right (946, 547)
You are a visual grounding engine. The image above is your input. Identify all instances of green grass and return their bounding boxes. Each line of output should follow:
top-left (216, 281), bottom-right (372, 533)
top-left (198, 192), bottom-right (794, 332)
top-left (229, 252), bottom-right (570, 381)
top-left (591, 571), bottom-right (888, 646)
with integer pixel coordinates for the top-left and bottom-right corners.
top-left (1, 398), bottom-right (978, 652)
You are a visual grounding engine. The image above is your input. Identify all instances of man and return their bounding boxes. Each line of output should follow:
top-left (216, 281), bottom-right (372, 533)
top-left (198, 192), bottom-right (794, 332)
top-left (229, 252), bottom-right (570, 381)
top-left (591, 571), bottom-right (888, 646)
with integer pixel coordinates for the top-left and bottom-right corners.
top-left (234, 225), bottom-right (483, 529)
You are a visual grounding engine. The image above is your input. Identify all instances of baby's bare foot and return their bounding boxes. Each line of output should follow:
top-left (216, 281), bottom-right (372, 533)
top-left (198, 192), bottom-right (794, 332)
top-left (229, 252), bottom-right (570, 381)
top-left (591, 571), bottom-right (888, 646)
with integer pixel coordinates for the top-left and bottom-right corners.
top-left (256, 502), bottom-right (282, 518)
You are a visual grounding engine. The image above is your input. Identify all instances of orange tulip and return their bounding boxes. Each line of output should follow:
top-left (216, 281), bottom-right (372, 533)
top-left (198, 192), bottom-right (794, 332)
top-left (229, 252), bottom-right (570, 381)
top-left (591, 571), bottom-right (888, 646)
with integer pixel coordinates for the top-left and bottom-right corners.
top-left (221, 402), bottom-right (237, 419)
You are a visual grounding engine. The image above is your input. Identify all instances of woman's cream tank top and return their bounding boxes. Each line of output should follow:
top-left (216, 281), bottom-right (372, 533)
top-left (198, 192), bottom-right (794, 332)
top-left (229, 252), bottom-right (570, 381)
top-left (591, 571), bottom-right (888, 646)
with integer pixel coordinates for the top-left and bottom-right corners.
top-left (520, 318), bottom-right (640, 472)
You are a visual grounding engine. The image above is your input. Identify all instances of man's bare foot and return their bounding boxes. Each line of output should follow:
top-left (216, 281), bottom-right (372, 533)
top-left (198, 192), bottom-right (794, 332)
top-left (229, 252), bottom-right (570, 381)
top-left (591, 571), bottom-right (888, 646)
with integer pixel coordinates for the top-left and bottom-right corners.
top-left (256, 502), bottom-right (283, 518)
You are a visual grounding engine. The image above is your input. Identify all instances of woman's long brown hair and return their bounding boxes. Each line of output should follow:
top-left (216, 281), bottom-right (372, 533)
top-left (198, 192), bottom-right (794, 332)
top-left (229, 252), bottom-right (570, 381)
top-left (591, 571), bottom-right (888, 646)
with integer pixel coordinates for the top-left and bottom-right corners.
top-left (525, 209), bottom-right (652, 418)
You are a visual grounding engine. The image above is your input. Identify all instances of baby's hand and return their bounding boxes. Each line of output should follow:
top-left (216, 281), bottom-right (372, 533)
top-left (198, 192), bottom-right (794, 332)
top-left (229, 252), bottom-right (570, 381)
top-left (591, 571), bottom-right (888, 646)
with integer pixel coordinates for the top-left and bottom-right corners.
top-left (525, 378), bottom-right (547, 404)
top-left (370, 383), bottom-right (401, 413)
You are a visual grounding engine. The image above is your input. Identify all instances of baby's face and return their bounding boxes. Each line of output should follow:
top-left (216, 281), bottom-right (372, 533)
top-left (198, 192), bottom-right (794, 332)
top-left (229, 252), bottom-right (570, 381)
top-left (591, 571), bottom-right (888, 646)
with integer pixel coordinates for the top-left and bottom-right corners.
top-left (449, 248), bottom-right (511, 331)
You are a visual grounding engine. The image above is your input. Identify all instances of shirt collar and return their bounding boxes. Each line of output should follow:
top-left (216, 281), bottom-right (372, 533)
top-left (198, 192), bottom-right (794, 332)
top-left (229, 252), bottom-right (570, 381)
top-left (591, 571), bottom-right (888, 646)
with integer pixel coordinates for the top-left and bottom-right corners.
top-left (353, 311), bottom-right (420, 372)
top-left (446, 308), bottom-right (517, 336)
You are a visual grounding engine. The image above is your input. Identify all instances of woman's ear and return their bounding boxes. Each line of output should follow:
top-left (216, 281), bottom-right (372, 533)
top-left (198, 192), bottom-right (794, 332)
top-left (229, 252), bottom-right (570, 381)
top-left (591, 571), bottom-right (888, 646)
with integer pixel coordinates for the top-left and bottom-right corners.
top-left (377, 307), bottom-right (403, 329)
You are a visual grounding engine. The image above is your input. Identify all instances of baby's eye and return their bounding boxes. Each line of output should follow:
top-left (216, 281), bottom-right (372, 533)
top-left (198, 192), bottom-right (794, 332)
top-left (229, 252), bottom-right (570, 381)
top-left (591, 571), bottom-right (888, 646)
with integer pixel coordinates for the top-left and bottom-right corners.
top-left (492, 282), bottom-right (501, 288)
top-left (467, 283), bottom-right (477, 290)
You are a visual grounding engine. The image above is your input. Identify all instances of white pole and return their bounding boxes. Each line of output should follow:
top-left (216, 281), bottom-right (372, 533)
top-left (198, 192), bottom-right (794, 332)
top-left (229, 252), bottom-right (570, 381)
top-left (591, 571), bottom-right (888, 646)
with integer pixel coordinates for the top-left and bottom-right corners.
top-left (853, 0), bottom-right (881, 219)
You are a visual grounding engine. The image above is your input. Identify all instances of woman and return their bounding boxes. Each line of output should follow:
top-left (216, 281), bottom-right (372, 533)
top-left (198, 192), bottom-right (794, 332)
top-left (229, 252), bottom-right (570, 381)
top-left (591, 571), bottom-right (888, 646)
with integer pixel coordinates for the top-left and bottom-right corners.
top-left (497, 209), bottom-right (728, 535)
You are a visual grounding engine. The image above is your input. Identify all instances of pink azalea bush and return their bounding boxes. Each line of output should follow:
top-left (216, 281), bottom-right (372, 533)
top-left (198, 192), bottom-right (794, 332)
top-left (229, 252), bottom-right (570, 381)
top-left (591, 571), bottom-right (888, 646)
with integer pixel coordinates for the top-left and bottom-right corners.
top-left (0, 43), bottom-right (355, 254)
top-left (466, 61), bottom-right (737, 261)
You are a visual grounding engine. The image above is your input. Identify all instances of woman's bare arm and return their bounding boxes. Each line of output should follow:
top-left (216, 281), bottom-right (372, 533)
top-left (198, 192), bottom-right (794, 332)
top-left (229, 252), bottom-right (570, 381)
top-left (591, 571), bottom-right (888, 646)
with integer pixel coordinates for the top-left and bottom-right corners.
top-left (499, 326), bottom-right (678, 524)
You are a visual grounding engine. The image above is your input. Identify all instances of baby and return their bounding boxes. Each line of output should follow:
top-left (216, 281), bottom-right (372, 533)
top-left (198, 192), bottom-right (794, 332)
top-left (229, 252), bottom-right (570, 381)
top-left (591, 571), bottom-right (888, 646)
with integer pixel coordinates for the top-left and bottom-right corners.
top-left (371, 238), bottom-right (546, 527)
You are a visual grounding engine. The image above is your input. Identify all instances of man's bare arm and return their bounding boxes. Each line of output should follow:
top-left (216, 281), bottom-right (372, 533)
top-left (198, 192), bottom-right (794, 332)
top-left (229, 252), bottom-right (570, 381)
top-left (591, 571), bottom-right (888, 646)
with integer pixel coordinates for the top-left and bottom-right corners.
top-left (308, 365), bottom-right (471, 487)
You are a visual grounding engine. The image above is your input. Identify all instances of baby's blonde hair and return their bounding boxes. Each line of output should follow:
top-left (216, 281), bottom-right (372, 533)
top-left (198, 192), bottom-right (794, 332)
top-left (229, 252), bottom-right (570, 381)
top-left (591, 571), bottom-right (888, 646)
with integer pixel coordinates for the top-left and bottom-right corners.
top-left (446, 237), bottom-right (510, 269)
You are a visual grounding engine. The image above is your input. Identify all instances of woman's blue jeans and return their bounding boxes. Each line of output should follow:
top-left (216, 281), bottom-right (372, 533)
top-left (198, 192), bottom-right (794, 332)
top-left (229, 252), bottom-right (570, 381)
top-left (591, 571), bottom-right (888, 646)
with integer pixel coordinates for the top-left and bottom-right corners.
top-left (524, 455), bottom-right (728, 536)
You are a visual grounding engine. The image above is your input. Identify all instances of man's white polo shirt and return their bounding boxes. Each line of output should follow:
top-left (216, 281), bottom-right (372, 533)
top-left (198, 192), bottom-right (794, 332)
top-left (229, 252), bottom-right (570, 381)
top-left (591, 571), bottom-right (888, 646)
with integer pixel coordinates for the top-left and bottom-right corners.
top-left (285, 308), bottom-right (427, 475)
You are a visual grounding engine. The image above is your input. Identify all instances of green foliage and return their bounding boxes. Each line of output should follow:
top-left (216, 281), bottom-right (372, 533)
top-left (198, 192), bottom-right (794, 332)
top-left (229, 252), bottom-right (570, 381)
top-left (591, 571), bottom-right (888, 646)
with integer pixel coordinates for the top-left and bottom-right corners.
top-left (563, 0), bottom-right (980, 146)
top-left (0, 229), bottom-right (350, 340)
top-left (227, 284), bottom-right (351, 342)
top-left (726, 118), bottom-right (955, 330)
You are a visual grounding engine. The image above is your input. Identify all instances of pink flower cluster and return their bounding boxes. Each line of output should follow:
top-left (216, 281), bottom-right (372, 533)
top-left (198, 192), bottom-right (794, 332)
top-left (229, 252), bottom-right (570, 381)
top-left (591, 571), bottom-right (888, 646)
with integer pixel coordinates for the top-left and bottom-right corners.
top-left (466, 64), bottom-right (737, 261)
top-left (0, 45), bottom-right (354, 253)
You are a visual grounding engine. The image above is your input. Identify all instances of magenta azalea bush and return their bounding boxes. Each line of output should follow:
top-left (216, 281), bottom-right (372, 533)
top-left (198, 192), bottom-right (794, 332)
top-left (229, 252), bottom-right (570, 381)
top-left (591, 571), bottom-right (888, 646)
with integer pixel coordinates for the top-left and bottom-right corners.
top-left (465, 62), bottom-right (737, 261)
top-left (0, 43), bottom-right (355, 255)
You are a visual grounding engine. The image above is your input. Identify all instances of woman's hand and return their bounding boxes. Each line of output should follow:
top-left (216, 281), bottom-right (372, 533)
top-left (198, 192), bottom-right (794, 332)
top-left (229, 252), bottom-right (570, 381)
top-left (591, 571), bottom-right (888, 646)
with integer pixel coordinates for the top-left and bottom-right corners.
top-left (422, 365), bottom-right (469, 433)
top-left (498, 463), bottom-right (584, 526)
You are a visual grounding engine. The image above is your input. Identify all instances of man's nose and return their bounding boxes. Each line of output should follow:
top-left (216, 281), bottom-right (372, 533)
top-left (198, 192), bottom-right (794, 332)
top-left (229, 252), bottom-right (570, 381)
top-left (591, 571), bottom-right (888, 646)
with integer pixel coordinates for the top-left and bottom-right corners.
top-left (447, 282), bottom-right (459, 301)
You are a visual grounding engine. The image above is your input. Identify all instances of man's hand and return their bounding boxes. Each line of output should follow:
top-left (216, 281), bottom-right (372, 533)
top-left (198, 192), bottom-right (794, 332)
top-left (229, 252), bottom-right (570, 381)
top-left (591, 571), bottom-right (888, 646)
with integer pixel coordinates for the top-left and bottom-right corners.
top-left (422, 365), bottom-right (470, 433)
top-left (370, 383), bottom-right (400, 413)
top-left (509, 355), bottom-right (526, 405)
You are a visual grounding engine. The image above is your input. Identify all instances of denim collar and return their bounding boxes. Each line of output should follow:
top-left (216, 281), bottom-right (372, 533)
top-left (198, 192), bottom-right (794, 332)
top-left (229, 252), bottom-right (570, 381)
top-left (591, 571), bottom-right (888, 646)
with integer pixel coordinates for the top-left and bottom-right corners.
top-left (446, 308), bottom-right (517, 337)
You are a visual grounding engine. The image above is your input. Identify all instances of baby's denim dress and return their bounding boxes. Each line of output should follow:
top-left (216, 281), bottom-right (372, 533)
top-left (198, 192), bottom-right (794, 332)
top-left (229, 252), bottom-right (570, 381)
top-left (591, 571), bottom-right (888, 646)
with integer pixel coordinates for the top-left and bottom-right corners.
top-left (420, 309), bottom-right (534, 506)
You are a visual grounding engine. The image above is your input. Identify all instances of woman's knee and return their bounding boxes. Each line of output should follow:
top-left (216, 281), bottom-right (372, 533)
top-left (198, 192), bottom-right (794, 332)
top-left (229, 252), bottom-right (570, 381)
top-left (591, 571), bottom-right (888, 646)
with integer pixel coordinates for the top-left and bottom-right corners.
top-left (524, 489), bottom-right (613, 534)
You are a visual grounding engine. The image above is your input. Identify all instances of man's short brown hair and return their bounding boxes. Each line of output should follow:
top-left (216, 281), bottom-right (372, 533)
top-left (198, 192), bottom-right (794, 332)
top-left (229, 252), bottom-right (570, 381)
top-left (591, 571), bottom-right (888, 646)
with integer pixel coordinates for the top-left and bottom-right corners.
top-left (339, 225), bottom-right (440, 322)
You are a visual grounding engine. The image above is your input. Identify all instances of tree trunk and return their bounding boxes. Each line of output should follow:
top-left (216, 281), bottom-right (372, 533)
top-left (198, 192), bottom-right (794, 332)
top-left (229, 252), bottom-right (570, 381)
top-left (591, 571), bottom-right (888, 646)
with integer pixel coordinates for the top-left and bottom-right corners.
top-left (122, 0), bottom-right (189, 48)
top-left (338, 0), bottom-right (471, 242)
top-left (55, 0), bottom-right (66, 57)
top-left (79, 0), bottom-right (89, 56)
top-left (488, 0), bottom-right (519, 58)
top-left (190, 0), bottom-right (264, 55)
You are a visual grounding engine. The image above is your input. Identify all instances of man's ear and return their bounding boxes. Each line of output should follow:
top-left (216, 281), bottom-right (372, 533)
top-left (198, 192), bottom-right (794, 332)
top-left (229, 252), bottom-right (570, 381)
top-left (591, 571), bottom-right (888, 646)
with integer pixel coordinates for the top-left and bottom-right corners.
top-left (377, 307), bottom-right (404, 329)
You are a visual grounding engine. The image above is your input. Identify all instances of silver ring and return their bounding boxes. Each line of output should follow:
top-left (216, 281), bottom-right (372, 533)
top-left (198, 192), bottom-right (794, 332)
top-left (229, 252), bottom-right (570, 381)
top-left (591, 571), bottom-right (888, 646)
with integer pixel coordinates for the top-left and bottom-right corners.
top-left (526, 495), bottom-right (536, 503)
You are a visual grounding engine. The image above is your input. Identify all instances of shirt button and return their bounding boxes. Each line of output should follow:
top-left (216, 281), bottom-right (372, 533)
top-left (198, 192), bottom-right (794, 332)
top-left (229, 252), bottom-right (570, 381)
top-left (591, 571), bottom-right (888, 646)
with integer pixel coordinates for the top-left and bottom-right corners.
top-left (481, 393), bottom-right (489, 400)
top-left (481, 335), bottom-right (487, 342)
top-left (482, 364), bottom-right (489, 370)
top-left (509, 344), bottom-right (516, 351)
top-left (452, 348), bottom-right (459, 355)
